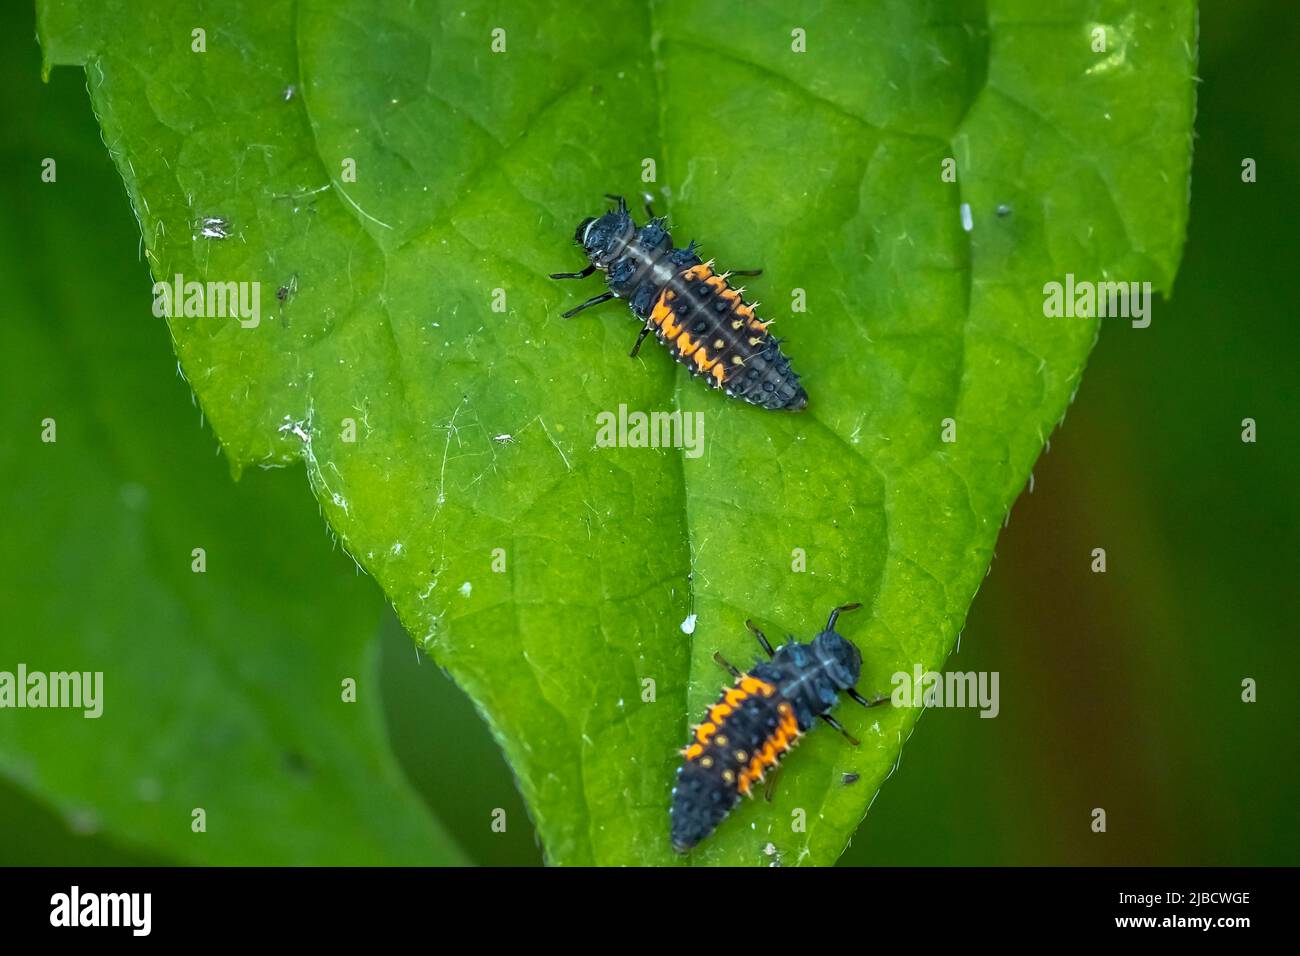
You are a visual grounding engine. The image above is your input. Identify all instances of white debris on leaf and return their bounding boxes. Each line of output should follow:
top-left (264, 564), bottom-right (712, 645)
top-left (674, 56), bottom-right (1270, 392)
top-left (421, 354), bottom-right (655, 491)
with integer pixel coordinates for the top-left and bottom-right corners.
top-left (195, 216), bottom-right (231, 240)
top-left (680, 613), bottom-right (697, 635)
top-left (277, 415), bottom-right (311, 443)
top-left (459, 581), bottom-right (472, 598)
top-left (959, 202), bottom-right (973, 232)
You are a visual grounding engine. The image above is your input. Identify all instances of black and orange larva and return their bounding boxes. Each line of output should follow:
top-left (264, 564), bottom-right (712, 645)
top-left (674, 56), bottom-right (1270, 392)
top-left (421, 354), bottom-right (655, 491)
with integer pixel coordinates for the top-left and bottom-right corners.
top-left (669, 602), bottom-right (889, 854)
top-left (550, 195), bottom-right (808, 411)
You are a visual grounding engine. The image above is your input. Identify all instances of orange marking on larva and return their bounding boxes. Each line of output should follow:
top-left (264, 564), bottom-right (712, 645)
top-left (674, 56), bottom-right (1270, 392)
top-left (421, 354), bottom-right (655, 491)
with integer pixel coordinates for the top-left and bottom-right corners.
top-left (683, 264), bottom-right (712, 281)
top-left (723, 687), bottom-right (748, 708)
top-left (684, 743), bottom-right (704, 760)
top-left (737, 762), bottom-right (756, 796)
top-left (735, 303), bottom-right (755, 320)
top-left (708, 702), bottom-right (733, 724)
top-left (676, 334), bottom-right (698, 356)
top-left (732, 698), bottom-right (802, 796)
top-left (740, 674), bottom-right (775, 697)
top-left (691, 347), bottom-right (713, 371)
top-left (694, 721), bottom-right (717, 744)
top-left (650, 290), bottom-right (674, 328)
top-left (705, 275), bottom-right (728, 292)
top-left (710, 363), bottom-right (726, 385)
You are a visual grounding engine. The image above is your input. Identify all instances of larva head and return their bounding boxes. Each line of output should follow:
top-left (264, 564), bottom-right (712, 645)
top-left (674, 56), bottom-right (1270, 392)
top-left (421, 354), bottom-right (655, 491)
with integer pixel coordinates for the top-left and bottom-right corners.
top-left (811, 629), bottom-right (862, 691)
top-left (573, 205), bottom-right (634, 270)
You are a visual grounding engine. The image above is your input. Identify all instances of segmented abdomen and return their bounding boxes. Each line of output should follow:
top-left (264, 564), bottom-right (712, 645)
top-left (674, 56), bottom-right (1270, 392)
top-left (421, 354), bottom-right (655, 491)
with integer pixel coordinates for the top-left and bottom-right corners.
top-left (669, 671), bottom-right (806, 853)
top-left (647, 262), bottom-right (808, 411)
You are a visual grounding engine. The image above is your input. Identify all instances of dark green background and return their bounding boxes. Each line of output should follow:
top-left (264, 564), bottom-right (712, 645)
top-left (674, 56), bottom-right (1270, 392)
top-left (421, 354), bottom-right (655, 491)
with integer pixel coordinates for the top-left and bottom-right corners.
top-left (1, 1), bottom-right (1295, 865)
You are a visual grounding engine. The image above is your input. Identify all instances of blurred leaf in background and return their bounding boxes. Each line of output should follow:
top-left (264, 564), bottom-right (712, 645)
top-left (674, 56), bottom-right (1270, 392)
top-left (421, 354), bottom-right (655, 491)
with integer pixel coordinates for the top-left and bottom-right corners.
top-left (29, 0), bottom-right (1196, 865)
top-left (0, 7), bottom-right (467, 866)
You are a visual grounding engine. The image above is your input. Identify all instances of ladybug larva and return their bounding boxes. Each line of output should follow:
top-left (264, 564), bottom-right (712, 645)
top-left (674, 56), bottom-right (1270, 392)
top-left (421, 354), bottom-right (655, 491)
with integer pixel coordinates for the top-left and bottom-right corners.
top-left (550, 194), bottom-right (808, 411)
top-left (669, 602), bottom-right (889, 854)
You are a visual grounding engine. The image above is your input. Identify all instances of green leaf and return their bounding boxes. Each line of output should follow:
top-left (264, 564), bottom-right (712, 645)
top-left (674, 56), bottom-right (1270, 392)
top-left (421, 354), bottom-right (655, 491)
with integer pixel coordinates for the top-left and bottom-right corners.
top-left (0, 24), bottom-right (466, 865)
top-left (35, 0), bottom-right (1196, 865)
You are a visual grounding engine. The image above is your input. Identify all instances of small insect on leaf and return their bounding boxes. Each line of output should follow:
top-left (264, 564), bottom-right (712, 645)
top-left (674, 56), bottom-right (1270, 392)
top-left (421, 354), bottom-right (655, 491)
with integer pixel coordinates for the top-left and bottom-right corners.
top-left (670, 603), bottom-right (891, 853)
top-left (550, 194), bottom-right (808, 411)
